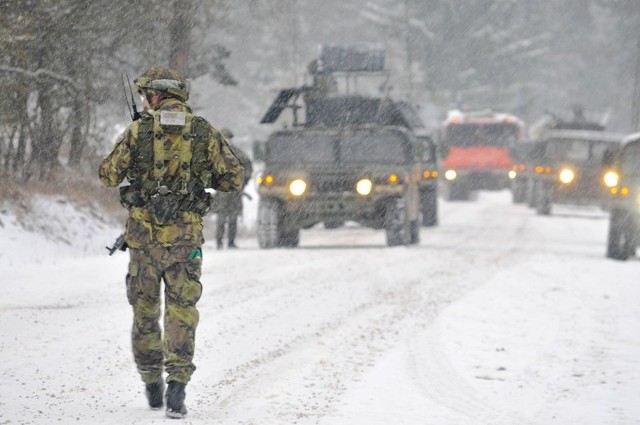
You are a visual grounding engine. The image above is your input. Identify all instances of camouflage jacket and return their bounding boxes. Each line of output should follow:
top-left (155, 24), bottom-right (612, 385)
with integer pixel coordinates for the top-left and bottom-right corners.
top-left (99, 98), bottom-right (245, 248)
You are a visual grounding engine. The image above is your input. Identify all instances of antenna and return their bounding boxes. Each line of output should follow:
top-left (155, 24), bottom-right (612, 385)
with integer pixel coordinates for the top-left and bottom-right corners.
top-left (121, 74), bottom-right (141, 121)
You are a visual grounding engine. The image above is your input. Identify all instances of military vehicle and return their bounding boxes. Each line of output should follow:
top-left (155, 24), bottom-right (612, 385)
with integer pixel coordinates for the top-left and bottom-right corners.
top-left (606, 132), bottom-right (640, 260)
top-left (255, 45), bottom-right (432, 247)
top-left (415, 133), bottom-right (439, 226)
top-left (522, 107), bottom-right (608, 207)
top-left (508, 139), bottom-right (536, 203)
top-left (528, 129), bottom-right (625, 215)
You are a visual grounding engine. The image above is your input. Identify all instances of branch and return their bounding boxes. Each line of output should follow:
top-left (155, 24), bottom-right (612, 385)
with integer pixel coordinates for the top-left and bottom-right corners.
top-left (0, 65), bottom-right (80, 92)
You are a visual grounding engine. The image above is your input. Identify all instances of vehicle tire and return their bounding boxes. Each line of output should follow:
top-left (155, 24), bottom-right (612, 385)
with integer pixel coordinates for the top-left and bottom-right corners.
top-left (446, 183), bottom-right (470, 201)
top-left (420, 189), bottom-right (438, 227)
top-left (607, 209), bottom-right (631, 261)
top-left (512, 180), bottom-right (525, 204)
top-left (385, 198), bottom-right (410, 246)
top-left (410, 220), bottom-right (420, 244)
top-left (257, 198), bottom-right (280, 249)
top-left (278, 228), bottom-right (300, 247)
top-left (535, 182), bottom-right (551, 215)
top-left (527, 179), bottom-right (537, 208)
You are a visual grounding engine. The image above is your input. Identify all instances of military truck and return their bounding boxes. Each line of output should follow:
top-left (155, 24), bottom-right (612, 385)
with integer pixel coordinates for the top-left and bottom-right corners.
top-left (528, 129), bottom-right (625, 215)
top-left (508, 139), bottom-right (537, 203)
top-left (606, 132), bottom-right (640, 260)
top-left (255, 45), bottom-right (430, 247)
top-left (523, 107), bottom-right (607, 207)
top-left (415, 133), bottom-right (439, 226)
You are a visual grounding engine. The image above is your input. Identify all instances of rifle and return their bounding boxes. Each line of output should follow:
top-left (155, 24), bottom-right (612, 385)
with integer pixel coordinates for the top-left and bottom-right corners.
top-left (106, 234), bottom-right (128, 256)
top-left (122, 74), bottom-right (141, 121)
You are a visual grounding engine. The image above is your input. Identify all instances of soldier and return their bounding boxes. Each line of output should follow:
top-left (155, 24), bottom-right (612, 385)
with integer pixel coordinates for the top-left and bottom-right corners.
top-left (214, 128), bottom-right (253, 249)
top-left (98, 67), bottom-right (244, 419)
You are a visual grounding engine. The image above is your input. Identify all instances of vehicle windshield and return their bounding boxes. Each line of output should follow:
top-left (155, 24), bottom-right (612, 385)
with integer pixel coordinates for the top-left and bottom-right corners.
top-left (620, 144), bottom-right (640, 175)
top-left (416, 136), bottom-right (436, 162)
top-left (444, 123), bottom-right (519, 147)
top-left (267, 133), bottom-right (335, 164)
top-left (546, 138), bottom-right (617, 163)
top-left (339, 133), bottom-right (410, 164)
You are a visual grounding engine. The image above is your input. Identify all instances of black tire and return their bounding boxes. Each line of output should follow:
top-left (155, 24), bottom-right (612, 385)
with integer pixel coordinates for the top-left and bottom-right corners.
top-left (527, 179), bottom-right (537, 208)
top-left (385, 198), bottom-right (410, 246)
top-left (410, 220), bottom-right (420, 244)
top-left (607, 209), bottom-right (631, 261)
top-left (278, 228), bottom-right (300, 247)
top-left (535, 182), bottom-right (551, 216)
top-left (447, 183), bottom-right (470, 201)
top-left (257, 198), bottom-right (280, 249)
top-left (421, 189), bottom-right (438, 227)
top-left (512, 180), bottom-right (526, 203)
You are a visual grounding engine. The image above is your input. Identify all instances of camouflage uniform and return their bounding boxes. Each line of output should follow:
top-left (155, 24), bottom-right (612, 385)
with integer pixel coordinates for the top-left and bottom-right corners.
top-left (99, 67), bottom-right (244, 388)
top-left (214, 129), bottom-right (253, 248)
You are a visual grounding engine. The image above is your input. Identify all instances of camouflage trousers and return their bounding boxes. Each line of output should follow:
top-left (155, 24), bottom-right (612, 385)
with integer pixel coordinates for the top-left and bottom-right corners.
top-left (125, 244), bottom-right (203, 385)
top-left (216, 212), bottom-right (239, 243)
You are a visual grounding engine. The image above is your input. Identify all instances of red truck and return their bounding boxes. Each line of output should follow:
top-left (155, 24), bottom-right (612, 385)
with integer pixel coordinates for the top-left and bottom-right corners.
top-left (440, 109), bottom-right (524, 200)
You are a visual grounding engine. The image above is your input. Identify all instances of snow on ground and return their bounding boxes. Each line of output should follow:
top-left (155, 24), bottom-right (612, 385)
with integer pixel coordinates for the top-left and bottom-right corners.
top-left (0, 191), bottom-right (639, 425)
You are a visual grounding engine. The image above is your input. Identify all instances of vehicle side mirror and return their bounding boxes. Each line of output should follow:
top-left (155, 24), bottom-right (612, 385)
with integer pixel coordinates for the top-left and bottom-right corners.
top-left (252, 141), bottom-right (265, 162)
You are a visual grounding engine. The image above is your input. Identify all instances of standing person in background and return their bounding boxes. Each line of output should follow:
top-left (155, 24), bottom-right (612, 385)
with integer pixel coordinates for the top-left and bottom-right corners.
top-left (214, 128), bottom-right (253, 249)
top-left (98, 67), bottom-right (245, 419)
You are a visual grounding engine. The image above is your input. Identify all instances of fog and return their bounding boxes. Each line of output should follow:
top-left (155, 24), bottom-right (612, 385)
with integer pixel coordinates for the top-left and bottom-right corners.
top-left (1, 1), bottom-right (640, 178)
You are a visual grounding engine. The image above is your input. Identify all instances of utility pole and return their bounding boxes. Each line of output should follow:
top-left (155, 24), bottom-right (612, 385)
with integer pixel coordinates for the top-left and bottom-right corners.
top-left (631, 34), bottom-right (640, 131)
top-left (169, 0), bottom-right (193, 77)
top-left (403, 0), bottom-right (414, 102)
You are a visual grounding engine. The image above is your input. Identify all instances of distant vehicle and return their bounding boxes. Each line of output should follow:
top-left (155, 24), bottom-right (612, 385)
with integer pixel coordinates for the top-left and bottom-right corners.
top-left (606, 133), bottom-right (640, 260)
top-left (255, 45), bottom-right (427, 247)
top-left (528, 130), bottom-right (625, 215)
top-left (415, 133), bottom-right (439, 226)
top-left (509, 139), bottom-right (537, 204)
top-left (440, 109), bottom-right (524, 200)
top-left (523, 108), bottom-right (608, 207)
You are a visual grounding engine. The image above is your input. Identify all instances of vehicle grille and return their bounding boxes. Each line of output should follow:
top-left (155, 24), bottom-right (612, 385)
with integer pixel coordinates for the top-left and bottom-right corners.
top-left (311, 173), bottom-right (357, 193)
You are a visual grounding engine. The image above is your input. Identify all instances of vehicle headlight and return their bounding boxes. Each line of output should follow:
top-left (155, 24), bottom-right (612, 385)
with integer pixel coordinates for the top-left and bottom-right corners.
top-left (444, 170), bottom-right (457, 181)
top-left (559, 168), bottom-right (575, 184)
top-left (356, 178), bottom-right (373, 196)
top-left (289, 179), bottom-right (307, 196)
top-left (603, 171), bottom-right (619, 188)
top-left (257, 174), bottom-right (275, 185)
top-left (508, 170), bottom-right (517, 179)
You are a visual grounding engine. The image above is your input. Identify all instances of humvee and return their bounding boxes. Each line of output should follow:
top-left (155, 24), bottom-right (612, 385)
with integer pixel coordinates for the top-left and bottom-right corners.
top-left (528, 129), bottom-right (625, 215)
top-left (509, 139), bottom-right (537, 204)
top-left (606, 133), bottom-right (640, 260)
top-left (255, 45), bottom-right (429, 247)
top-left (257, 126), bottom-right (421, 247)
top-left (415, 133), bottom-right (439, 226)
top-left (524, 108), bottom-right (607, 208)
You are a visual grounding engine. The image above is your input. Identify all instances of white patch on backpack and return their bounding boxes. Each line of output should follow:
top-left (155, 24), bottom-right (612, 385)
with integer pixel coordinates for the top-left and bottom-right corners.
top-left (160, 111), bottom-right (186, 127)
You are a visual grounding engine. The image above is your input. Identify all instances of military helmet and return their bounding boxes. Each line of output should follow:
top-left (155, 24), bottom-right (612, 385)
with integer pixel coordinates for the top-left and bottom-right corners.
top-left (134, 66), bottom-right (189, 101)
top-left (221, 128), bottom-right (234, 139)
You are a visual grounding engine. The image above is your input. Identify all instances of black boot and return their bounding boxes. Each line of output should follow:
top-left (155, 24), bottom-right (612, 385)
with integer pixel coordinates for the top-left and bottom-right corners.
top-left (216, 239), bottom-right (223, 250)
top-left (145, 380), bottom-right (165, 410)
top-left (228, 240), bottom-right (237, 249)
top-left (165, 381), bottom-right (187, 419)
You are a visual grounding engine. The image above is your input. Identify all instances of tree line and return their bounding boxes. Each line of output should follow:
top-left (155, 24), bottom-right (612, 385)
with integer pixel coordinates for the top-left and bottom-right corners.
top-left (1, 0), bottom-right (639, 184)
top-left (0, 0), bottom-right (233, 183)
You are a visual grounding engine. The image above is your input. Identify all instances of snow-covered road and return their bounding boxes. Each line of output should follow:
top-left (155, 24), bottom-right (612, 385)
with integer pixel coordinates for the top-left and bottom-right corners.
top-left (1, 191), bottom-right (638, 424)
